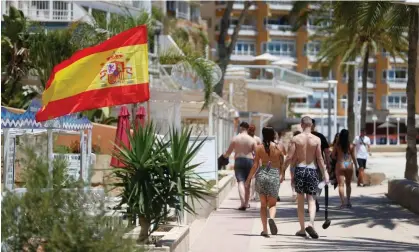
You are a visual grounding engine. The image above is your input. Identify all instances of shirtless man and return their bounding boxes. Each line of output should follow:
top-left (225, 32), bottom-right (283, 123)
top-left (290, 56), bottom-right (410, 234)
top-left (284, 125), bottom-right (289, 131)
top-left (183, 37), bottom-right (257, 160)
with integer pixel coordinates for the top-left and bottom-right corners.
top-left (224, 122), bottom-right (256, 210)
top-left (282, 116), bottom-right (329, 239)
top-left (248, 124), bottom-right (261, 201)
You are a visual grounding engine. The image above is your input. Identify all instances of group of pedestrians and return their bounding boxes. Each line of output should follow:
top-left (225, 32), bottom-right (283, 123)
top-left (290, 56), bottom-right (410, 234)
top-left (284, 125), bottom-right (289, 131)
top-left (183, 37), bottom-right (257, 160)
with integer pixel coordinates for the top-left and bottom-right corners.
top-left (222, 116), bottom-right (372, 239)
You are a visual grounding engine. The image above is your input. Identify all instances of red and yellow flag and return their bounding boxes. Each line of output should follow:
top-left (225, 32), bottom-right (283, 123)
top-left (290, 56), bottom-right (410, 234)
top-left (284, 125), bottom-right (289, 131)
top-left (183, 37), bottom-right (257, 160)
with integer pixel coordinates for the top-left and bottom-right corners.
top-left (36, 25), bottom-right (149, 122)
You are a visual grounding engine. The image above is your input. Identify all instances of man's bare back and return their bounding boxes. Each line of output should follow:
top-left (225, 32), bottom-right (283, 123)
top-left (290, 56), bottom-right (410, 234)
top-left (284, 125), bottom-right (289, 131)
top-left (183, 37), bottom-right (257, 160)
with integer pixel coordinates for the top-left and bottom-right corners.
top-left (292, 132), bottom-right (325, 168)
top-left (232, 133), bottom-right (256, 159)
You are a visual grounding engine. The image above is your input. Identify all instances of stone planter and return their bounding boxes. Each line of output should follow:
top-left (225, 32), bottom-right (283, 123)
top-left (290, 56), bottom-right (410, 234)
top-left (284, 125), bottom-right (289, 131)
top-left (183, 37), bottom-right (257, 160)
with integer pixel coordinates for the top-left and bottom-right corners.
top-left (387, 179), bottom-right (419, 215)
top-left (125, 224), bottom-right (189, 252)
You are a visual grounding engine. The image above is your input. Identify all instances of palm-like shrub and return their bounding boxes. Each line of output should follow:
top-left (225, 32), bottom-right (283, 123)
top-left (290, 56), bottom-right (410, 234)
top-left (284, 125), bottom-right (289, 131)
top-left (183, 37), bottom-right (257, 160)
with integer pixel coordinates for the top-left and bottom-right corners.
top-left (112, 122), bottom-right (211, 242)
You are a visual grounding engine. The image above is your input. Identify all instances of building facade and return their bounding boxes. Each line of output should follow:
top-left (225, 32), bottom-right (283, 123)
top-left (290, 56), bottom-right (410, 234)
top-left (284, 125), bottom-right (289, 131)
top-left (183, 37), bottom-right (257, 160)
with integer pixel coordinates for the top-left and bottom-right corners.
top-left (201, 0), bottom-right (419, 143)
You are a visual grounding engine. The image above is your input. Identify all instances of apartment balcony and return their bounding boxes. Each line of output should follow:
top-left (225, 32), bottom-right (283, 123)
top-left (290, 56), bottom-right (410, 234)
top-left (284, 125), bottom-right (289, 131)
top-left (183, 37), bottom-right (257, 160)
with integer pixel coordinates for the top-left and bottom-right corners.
top-left (233, 1), bottom-right (256, 10)
top-left (387, 103), bottom-right (408, 114)
top-left (226, 65), bottom-right (313, 97)
top-left (289, 102), bottom-right (335, 115)
top-left (386, 79), bottom-right (407, 89)
top-left (231, 50), bottom-right (256, 62)
top-left (342, 77), bottom-right (377, 88)
top-left (2, 0), bottom-right (77, 22)
top-left (265, 24), bottom-right (295, 36)
top-left (304, 77), bottom-right (331, 88)
top-left (227, 25), bottom-right (257, 36)
top-left (266, 1), bottom-right (293, 11)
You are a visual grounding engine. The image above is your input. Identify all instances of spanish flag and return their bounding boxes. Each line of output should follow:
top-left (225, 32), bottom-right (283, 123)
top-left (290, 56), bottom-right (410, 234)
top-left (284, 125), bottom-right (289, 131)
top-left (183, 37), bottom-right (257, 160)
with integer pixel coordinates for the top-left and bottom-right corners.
top-left (36, 25), bottom-right (149, 122)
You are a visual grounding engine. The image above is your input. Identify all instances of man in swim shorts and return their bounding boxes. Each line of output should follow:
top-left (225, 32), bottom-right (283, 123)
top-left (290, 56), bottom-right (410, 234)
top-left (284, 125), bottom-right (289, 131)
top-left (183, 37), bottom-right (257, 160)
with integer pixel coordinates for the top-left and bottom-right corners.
top-left (282, 116), bottom-right (329, 239)
top-left (224, 122), bottom-right (256, 210)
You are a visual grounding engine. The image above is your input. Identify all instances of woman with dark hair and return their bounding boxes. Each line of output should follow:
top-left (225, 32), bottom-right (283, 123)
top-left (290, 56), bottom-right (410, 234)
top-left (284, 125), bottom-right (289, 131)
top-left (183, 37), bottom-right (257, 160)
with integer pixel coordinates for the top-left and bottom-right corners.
top-left (245, 127), bottom-right (284, 237)
top-left (331, 129), bottom-right (358, 209)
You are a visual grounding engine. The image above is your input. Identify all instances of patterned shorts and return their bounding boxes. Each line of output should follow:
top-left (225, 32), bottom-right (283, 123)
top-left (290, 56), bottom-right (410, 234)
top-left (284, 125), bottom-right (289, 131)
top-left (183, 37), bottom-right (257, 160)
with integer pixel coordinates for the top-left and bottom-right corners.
top-left (294, 166), bottom-right (320, 195)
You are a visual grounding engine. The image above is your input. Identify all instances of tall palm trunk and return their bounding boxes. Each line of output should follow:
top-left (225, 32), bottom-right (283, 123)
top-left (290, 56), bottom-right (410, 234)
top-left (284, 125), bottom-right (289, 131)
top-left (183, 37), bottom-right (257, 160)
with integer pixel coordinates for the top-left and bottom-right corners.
top-left (405, 9), bottom-right (418, 182)
top-left (360, 47), bottom-right (370, 130)
top-left (347, 65), bottom-right (356, 141)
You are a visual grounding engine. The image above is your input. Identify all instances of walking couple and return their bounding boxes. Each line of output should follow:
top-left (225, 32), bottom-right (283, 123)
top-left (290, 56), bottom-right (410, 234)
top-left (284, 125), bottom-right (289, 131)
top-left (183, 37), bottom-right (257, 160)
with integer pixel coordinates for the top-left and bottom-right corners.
top-left (223, 122), bottom-right (283, 237)
top-left (224, 117), bottom-right (330, 238)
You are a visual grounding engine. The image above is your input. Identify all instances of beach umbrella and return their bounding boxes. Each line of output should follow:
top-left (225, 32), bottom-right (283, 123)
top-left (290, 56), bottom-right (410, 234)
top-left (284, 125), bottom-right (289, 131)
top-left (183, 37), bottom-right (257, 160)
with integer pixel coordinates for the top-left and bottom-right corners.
top-left (253, 53), bottom-right (280, 61)
top-left (135, 105), bottom-right (146, 129)
top-left (378, 122), bottom-right (397, 128)
top-left (110, 105), bottom-right (131, 168)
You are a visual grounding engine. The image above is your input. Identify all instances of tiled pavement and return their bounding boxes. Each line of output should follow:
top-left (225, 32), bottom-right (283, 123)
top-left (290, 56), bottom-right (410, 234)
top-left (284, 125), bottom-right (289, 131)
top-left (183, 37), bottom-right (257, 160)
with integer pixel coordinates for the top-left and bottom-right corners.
top-left (189, 179), bottom-right (419, 252)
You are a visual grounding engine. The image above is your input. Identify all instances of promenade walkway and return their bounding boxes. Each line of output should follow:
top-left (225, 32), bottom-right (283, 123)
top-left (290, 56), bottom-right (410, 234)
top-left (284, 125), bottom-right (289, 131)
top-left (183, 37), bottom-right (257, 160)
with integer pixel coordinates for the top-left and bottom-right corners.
top-left (189, 179), bottom-right (419, 252)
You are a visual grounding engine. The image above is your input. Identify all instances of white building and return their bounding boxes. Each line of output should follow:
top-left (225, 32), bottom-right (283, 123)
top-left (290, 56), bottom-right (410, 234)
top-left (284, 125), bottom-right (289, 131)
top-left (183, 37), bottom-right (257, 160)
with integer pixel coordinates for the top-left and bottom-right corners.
top-left (1, 0), bottom-right (152, 29)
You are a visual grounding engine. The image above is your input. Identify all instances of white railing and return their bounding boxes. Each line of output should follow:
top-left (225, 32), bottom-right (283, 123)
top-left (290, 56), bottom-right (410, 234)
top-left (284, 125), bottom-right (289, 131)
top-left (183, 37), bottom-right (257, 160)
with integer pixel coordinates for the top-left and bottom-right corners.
top-left (291, 103), bottom-right (334, 109)
top-left (387, 103), bottom-right (408, 109)
top-left (176, 11), bottom-right (189, 20)
top-left (229, 24), bottom-right (256, 31)
top-left (232, 50), bottom-right (255, 56)
top-left (265, 24), bottom-right (292, 30)
top-left (386, 78), bottom-right (407, 83)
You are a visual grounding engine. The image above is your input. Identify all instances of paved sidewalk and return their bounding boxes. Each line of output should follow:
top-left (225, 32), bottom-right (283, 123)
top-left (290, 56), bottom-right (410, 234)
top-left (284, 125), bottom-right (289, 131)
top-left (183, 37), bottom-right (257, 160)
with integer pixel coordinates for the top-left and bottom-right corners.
top-left (189, 179), bottom-right (419, 252)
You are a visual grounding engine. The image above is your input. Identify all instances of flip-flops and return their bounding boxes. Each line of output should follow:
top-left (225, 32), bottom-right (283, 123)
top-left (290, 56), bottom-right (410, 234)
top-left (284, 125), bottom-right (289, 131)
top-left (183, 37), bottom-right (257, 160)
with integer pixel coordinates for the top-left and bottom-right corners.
top-left (260, 231), bottom-right (270, 238)
top-left (268, 218), bottom-right (278, 235)
top-left (295, 230), bottom-right (307, 237)
top-left (305, 226), bottom-right (319, 239)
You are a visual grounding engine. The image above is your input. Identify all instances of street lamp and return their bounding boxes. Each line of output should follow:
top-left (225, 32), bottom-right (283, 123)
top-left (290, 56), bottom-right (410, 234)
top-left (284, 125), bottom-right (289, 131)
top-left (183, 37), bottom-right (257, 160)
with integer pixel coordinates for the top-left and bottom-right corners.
top-left (342, 61), bottom-right (360, 136)
top-left (327, 80), bottom-right (338, 142)
top-left (396, 117), bottom-right (400, 145)
top-left (372, 114), bottom-right (378, 145)
top-left (386, 116), bottom-right (390, 146)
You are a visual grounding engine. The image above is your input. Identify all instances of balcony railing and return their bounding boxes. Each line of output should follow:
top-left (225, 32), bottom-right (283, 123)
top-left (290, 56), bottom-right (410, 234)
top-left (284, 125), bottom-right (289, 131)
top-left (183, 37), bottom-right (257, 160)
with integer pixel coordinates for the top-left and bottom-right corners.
top-left (387, 103), bottom-right (407, 109)
top-left (290, 102), bottom-right (334, 109)
top-left (232, 50), bottom-right (255, 56)
top-left (386, 78), bottom-right (407, 83)
top-left (265, 24), bottom-right (292, 30)
top-left (176, 11), bottom-right (189, 20)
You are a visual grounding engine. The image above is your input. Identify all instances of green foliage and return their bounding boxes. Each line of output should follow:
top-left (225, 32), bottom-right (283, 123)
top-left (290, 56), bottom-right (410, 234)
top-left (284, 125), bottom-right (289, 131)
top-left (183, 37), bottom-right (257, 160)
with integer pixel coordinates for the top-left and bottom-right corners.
top-left (111, 122), bottom-right (211, 242)
top-left (159, 49), bottom-right (214, 108)
top-left (28, 27), bottom-right (79, 88)
top-left (1, 142), bottom-right (139, 251)
top-left (1, 6), bottom-right (33, 107)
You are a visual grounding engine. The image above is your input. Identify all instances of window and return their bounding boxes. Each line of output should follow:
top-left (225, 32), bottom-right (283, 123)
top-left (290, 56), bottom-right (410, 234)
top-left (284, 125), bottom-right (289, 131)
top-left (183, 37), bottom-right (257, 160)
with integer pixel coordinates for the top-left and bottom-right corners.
top-left (262, 40), bottom-right (296, 56)
top-left (308, 16), bottom-right (331, 29)
top-left (233, 41), bottom-right (256, 55)
top-left (177, 1), bottom-right (189, 19)
top-left (305, 69), bottom-right (322, 81)
top-left (356, 68), bottom-right (375, 82)
top-left (305, 41), bottom-right (321, 56)
top-left (341, 95), bottom-right (347, 108)
top-left (264, 16), bottom-right (291, 27)
top-left (167, 1), bottom-right (176, 11)
top-left (383, 68), bottom-right (407, 82)
top-left (387, 94), bottom-right (407, 108)
top-left (357, 93), bottom-right (374, 103)
top-left (342, 68), bottom-right (375, 82)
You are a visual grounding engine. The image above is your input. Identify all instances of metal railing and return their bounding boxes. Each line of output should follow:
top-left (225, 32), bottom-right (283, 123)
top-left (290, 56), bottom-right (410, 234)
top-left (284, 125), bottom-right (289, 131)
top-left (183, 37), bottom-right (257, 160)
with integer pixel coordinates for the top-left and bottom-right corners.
top-left (232, 50), bottom-right (255, 56)
top-left (291, 103), bottom-right (334, 109)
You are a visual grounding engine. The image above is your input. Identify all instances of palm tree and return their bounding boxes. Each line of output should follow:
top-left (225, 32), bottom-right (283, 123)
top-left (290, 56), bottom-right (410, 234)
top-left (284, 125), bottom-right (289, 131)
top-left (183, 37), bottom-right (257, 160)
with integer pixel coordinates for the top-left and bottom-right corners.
top-left (390, 4), bottom-right (418, 182)
top-left (333, 2), bottom-right (408, 129)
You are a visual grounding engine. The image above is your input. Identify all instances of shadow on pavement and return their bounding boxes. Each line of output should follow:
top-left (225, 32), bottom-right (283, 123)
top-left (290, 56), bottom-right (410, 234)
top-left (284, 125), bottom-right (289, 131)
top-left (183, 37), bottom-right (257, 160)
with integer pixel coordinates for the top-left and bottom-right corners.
top-left (213, 194), bottom-right (419, 231)
top-left (262, 236), bottom-right (419, 251)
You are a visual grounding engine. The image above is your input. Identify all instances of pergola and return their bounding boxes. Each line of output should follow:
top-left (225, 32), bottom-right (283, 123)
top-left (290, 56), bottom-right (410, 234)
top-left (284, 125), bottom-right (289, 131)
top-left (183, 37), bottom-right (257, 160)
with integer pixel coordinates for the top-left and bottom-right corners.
top-left (1, 100), bottom-right (93, 190)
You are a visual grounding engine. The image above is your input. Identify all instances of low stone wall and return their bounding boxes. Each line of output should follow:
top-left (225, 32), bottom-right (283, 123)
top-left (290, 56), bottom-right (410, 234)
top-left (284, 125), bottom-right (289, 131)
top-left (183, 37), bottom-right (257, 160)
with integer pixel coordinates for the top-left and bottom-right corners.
top-left (184, 173), bottom-right (236, 224)
top-left (387, 179), bottom-right (419, 215)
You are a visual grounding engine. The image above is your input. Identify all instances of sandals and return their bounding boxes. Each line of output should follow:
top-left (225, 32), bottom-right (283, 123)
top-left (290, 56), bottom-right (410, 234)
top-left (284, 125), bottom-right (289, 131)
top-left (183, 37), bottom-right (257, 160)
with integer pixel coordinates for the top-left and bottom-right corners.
top-left (268, 218), bottom-right (278, 235)
top-left (237, 206), bottom-right (246, 211)
top-left (260, 231), bottom-right (270, 238)
top-left (339, 204), bottom-right (346, 209)
top-left (305, 226), bottom-right (319, 239)
top-left (347, 203), bottom-right (352, 209)
top-left (295, 230), bottom-right (307, 237)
